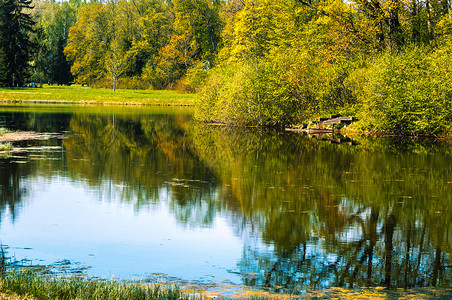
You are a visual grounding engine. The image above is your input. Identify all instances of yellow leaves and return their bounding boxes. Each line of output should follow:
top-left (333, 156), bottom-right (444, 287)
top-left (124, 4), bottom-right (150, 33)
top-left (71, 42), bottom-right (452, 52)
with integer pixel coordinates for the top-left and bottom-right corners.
top-left (224, 0), bottom-right (301, 62)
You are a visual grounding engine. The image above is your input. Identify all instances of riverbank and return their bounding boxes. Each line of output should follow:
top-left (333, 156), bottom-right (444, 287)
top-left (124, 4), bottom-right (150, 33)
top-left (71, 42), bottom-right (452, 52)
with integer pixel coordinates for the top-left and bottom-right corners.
top-left (0, 272), bottom-right (450, 299)
top-left (0, 86), bottom-right (194, 106)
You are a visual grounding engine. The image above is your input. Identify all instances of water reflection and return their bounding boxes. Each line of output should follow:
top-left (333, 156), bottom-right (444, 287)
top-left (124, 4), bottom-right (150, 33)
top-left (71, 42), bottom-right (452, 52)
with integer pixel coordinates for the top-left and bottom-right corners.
top-left (0, 107), bottom-right (450, 293)
top-left (191, 125), bottom-right (452, 292)
top-left (0, 142), bottom-right (63, 224)
top-left (63, 112), bottom-right (218, 227)
top-left (0, 158), bottom-right (29, 223)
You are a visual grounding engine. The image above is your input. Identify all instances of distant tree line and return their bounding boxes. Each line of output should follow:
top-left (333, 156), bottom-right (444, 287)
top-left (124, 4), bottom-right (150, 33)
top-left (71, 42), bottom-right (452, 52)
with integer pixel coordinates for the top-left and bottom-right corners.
top-left (36, 0), bottom-right (223, 90)
top-left (0, 0), bottom-right (222, 89)
top-left (1, 0), bottom-right (452, 133)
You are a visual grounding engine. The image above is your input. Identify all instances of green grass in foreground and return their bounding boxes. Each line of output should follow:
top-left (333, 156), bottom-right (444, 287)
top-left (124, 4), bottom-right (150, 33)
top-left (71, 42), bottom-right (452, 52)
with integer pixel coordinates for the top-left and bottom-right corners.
top-left (0, 85), bottom-right (194, 106)
top-left (1, 272), bottom-right (451, 300)
top-left (0, 272), bottom-right (187, 300)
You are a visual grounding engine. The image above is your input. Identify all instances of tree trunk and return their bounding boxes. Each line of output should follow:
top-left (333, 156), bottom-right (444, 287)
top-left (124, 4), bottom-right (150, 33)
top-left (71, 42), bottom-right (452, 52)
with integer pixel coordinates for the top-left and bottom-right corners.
top-left (383, 214), bottom-right (397, 288)
top-left (426, 0), bottom-right (433, 38)
top-left (410, 0), bottom-right (420, 43)
top-left (387, 1), bottom-right (403, 50)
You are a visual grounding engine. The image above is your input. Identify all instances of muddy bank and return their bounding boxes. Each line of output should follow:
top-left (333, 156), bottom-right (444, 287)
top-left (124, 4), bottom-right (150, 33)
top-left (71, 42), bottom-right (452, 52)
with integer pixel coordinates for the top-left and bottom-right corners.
top-left (0, 132), bottom-right (64, 143)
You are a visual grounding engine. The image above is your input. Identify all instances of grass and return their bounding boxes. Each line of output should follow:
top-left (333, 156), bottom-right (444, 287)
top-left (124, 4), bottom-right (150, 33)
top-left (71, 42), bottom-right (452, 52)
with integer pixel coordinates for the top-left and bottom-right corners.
top-left (0, 85), bottom-right (194, 106)
top-left (0, 272), bottom-right (450, 300)
top-left (0, 142), bottom-right (12, 151)
top-left (0, 272), bottom-right (188, 300)
top-left (0, 128), bottom-right (10, 136)
top-left (0, 128), bottom-right (13, 152)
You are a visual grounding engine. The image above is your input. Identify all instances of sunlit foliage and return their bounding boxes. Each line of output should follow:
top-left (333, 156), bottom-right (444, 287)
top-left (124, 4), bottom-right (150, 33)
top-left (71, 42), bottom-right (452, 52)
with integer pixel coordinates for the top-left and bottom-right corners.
top-left (1, 0), bottom-right (452, 131)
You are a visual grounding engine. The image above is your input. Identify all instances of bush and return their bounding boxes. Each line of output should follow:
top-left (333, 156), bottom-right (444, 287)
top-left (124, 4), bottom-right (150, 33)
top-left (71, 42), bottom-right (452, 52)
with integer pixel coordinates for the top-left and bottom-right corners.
top-left (0, 127), bottom-right (10, 135)
top-left (195, 48), bottom-right (356, 126)
top-left (346, 47), bottom-right (452, 135)
top-left (195, 59), bottom-right (291, 126)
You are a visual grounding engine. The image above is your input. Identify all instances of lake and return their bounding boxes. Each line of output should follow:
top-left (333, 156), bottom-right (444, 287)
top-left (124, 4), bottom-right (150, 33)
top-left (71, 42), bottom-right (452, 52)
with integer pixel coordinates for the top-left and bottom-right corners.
top-left (0, 104), bottom-right (451, 294)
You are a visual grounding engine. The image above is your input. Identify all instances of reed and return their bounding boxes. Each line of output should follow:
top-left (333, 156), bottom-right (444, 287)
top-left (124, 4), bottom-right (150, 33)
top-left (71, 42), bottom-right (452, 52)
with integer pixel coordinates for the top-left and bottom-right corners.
top-left (0, 127), bottom-right (10, 135)
top-left (0, 271), bottom-right (189, 300)
top-left (0, 142), bottom-right (12, 151)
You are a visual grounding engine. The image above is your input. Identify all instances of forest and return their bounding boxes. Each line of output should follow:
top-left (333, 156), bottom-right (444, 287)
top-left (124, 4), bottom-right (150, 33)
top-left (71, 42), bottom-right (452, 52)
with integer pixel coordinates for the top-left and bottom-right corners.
top-left (1, 0), bottom-right (452, 134)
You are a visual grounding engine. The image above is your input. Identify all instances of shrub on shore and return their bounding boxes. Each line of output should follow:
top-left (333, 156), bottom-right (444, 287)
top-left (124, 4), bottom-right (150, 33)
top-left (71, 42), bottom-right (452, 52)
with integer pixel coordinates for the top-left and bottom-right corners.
top-left (347, 47), bottom-right (452, 135)
top-left (196, 45), bottom-right (452, 136)
top-left (195, 49), bottom-right (355, 127)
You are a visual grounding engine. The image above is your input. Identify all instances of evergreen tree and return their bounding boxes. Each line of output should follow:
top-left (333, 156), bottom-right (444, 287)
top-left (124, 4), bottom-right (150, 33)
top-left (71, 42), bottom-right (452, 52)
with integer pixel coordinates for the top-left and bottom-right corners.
top-left (0, 0), bottom-right (35, 87)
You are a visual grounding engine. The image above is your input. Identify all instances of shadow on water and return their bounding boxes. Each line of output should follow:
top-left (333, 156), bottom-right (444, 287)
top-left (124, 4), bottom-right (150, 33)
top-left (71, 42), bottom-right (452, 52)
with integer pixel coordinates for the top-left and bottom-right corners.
top-left (0, 107), bottom-right (451, 294)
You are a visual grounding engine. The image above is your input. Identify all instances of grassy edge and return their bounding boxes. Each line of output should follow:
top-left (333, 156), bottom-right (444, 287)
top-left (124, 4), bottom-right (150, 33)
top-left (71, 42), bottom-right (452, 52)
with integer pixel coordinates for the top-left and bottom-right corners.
top-left (0, 272), bottom-right (188, 300)
top-left (0, 143), bottom-right (12, 151)
top-left (0, 86), bottom-right (195, 106)
top-left (0, 272), bottom-right (451, 299)
top-left (0, 128), bottom-right (12, 152)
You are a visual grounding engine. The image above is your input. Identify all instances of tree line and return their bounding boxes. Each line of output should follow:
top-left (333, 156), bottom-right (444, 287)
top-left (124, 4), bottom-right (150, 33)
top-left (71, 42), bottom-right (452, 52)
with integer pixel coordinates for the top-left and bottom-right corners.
top-left (1, 0), bottom-right (452, 133)
top-left (195, 0), bottom-right (452, 134)
top-left (1, 0), bottom-right (223, 90)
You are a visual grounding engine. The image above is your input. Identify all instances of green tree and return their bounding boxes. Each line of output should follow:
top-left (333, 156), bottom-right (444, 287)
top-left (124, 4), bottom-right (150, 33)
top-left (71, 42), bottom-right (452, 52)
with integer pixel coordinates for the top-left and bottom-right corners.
top-left (0, 0), bottom-right (36, 87)
top-left (64, 3), bottom-right (108, 85)
top-left (32, 0), bottom-right (79, 85)
top-left (172, 0), bottom-right (222, 63)
top-left (133, 1), bottom-right (172, 88)
top-left (146, 0), bottom-right (223, 88)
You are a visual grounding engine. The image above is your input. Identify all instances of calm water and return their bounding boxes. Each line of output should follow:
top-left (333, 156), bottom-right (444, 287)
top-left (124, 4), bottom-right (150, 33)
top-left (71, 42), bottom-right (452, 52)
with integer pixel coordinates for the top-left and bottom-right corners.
top-left (0, 104), bottom-right (451, 293)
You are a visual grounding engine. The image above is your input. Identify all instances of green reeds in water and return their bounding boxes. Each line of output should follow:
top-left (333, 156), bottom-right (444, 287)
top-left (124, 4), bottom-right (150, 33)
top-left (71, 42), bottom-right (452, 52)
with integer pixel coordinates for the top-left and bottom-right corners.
top-left (0, 247), bottom-right (191, 299)
top-left (0, 272), bottom-right (188, 300)
top-left (0, 142), bottom-right (12, 151)
top-left (0, 127), bottom-right (10, 135)
top-left (0, 128), bottom-right (12, 151)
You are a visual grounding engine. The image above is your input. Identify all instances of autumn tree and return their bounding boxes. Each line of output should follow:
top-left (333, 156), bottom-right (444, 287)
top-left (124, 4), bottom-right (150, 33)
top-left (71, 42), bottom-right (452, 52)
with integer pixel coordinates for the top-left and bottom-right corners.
top-left (146, 0), bottom-right (223, 88)
top-left (64, 3), bottom-right (108, 85)
top-left (128, 0), bottom-right (172, 88)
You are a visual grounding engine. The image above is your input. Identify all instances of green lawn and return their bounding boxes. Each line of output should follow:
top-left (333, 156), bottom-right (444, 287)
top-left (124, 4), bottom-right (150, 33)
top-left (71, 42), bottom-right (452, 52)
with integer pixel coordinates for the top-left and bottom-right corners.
top-left (0, 85), bottom-right (194, 106)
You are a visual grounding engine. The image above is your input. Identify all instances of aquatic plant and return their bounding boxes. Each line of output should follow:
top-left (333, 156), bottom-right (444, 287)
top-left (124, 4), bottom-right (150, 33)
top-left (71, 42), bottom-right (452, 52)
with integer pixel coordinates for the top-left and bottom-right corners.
top-left (0, 271), bottom-right (188, 300)
top-left (0, 248), bottom-right (187, 299)
top-left (0, 127), bottom-right (10, 136)
top-left (0, 142), bottom-right (12, 151)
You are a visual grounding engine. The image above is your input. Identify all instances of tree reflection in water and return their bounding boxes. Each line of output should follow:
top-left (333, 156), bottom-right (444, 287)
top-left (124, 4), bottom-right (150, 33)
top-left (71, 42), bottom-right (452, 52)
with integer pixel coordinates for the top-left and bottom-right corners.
top-left (191, 125), bottom-right (451, 293)
top-left (63, 112), bottom-right (219, 227)
top-left (0, 110), bottom-right (451, 293)
top-left (0, 160), bottom-right (29, 223)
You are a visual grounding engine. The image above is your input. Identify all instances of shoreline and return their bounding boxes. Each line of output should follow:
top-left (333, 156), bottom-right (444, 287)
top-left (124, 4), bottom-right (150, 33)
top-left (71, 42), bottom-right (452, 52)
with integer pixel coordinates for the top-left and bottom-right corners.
top-left (0, 86), bottom-right (195, 107)
top-left (0, 99), bottom-right (193, 107)
top-left (0, 274), bottom-right (451, 300)
top-left (0, 267), bottom-right (451, 299)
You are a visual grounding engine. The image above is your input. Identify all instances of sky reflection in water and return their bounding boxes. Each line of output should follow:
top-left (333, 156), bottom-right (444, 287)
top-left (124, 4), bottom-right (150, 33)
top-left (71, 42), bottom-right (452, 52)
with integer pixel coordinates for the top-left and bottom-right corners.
top-left (1, 175), bottom-right (243, 282)
top-left (0, 105), bottom-right (451, 293)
